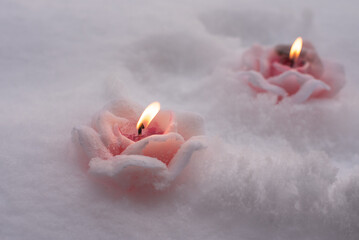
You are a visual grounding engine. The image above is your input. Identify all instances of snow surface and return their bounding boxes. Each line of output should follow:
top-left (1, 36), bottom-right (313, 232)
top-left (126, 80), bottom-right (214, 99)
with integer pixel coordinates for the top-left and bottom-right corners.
top-left (1, 0), bottom-right (359, 239)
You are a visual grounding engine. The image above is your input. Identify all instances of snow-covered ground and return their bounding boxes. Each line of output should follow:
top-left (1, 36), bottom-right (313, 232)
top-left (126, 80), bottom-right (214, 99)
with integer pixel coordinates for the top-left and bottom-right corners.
top-left (1, 0), bottom-right (359, 239)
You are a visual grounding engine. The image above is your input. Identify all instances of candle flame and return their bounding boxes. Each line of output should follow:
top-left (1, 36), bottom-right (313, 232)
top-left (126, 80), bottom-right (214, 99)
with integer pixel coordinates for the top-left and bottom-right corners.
top-left (289, 37), bottom-right (303, 61)
top-left (136, 102), bottom-right (161, 131)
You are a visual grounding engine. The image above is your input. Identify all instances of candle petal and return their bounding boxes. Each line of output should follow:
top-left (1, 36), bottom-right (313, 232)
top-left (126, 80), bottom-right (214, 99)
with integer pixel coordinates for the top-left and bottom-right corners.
top-left (239, 71), bottom-right (288, 97)
top-left (175, 112), bottom-right (205, 140)
top-left (267, 70), bottom-right (313, 86)
top-left (87, 136), bottom-right (206, 190)
top-left (121, 132), bottom-right (184, 155)
top-left (167, 136), bottom-right (206, 181)
top-left (89, 155), bottom-right (168, 189)
top-left (72, 126), bottom-right (112, 160)
top-left (290, 79), bottom-right (331, 104)
top-left (93, 111), bottom-right (129, 145)
top-left (319, 61), bottom-right (346, 98)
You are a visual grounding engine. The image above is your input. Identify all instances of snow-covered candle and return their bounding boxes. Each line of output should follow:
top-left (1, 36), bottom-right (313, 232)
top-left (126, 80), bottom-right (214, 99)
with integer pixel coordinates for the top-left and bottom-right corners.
top-left (72, 99), bottom-right (205, 190)
top-left (239, 37), bottom-right (346, 103)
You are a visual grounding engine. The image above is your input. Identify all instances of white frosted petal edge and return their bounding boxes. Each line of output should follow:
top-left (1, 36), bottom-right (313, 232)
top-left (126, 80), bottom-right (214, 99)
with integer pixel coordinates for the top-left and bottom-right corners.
top-left (87, 136), bottom-right (206, 190)
top-left (72, 126), bottom-right (112, 160)
top-left (238, 71), bottom-right (288, 97)
top-left (168, 136), bottom-right (207, 181)
top-left (289, 79), bottom-right (331, 104)
top-left (89, 155), bottom-right (167, 177)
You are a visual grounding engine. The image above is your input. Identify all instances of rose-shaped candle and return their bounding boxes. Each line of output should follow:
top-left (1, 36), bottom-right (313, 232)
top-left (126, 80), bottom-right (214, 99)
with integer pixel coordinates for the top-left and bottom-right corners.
top-left (72, 99), bottom-right (205, 190)
top-left (239, 37), bottom-right (346, 103)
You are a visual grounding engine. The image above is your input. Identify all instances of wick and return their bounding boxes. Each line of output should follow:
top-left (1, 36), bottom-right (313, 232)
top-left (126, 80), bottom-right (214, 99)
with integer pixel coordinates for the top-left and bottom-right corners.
top-left (138, 123), bottom-right (145, 135)
top-left (290, 59), bottom-right (295, 68)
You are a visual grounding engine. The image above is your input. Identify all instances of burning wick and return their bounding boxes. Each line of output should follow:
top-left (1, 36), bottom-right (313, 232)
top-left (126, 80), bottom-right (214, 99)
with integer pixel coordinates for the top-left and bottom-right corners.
top-left (136, 102), bottom-right (161, 135)
top-left (289, 37), bottom-right (303, 67)
top-left (137, 123), bottom-right (145, 135)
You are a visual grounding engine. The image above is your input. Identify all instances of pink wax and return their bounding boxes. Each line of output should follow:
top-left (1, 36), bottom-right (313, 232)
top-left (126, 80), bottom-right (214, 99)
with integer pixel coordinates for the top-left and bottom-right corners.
top-left (142, 137), bottom-right (184, 165)
top-left (112, 109), bottom-right (178, 165)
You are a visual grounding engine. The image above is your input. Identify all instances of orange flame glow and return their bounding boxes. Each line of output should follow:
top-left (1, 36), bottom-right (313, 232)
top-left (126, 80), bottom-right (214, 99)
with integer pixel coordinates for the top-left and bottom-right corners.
top-left (136, 102), bottom-right (161, 131)
top-left (289, 37), bottom-right (303, 61)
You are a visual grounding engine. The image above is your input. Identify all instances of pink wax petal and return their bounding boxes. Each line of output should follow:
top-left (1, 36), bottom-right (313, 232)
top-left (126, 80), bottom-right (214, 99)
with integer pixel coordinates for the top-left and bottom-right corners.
top-left (240, 44), bottom-right (271, 77)
top-left (109, 134), bottom-right (134, 155)
top-left (87, 136), bottom-right (206, 190)
top-left (319, 61), bottom-right (346, 98)
top-left (72, 126), bottom-right (112, 160)
top-left (142, 137), bottom-right (184, 165)
top-left (122, 132), bottom-right (184, 156)
top-left (267, 70), bottom-right (313, 86)
top-left (271, 61), bottom-right (291, 72)
top-left (175, 112), bottom-right (205, 140)
top-left (167, 136), bottom-right (206, 181)
top-left (267, 70), bottom-right (316, 95)
top-left (289, 79), bottom-right (331, 104)
top-left (239, 71), bottom-right (287, 97)
top-left (92, 110), bottom-right (138, 155)
top-left (89, 156), bottom-right (168, 190)
top-left (103, 98), bottom-right (142, 123)
top-left (93, 110), bottom-right (129, 147)
top-left (271, 61), bottom-right (310, 77)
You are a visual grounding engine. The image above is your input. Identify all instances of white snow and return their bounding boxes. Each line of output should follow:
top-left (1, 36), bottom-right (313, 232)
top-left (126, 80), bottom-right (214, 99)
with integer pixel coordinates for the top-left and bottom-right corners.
top-left (1, 0), bottom-right (359, 239)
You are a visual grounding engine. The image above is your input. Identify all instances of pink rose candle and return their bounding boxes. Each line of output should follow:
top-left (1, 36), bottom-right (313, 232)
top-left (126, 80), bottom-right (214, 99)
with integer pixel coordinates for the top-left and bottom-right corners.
top-left (239, 37), bottom-right (346, 103)
top-left (72, 99), bottom-right (205, 190)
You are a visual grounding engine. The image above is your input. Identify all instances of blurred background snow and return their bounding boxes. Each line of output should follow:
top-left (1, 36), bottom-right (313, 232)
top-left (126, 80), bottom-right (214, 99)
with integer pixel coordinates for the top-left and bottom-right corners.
top-left (1, 0), bottom-right (359, 239)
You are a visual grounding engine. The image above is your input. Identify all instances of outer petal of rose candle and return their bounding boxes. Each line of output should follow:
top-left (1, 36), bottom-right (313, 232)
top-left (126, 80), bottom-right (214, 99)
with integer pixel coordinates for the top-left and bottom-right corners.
top-left (72, 126), bottom-right (112, 160)
top-left (301, 41), bottom-right (324, 78)
top-left (239, 71), bottom-right (287, 97)
top-left (88, 155), bottom-right (168, 189)
top-left (289, 79), bottom-right (331, 104)
top-left (103, 98), bottom-right (142, 122)
top-left (142, 138), bottom-right (184, 165)
top-left (92, 110), bottom-right (135, 155)
top-left (267, 70), bottom-right (313, 95)
top-left (320, 61), bottom-right (346, 97)
top-left (111, 127), bottom-right (134, 155)
top-left (175, 112), bottom-right (205, 140)
top-left (240, 44), bottom-right (271, 77)
top-left (167, 136), bottom-right (206, 181)
top-left (93, 110), bottom-right (129, 147)
top-left (267, 70), bottom-right (313, 87)
top-left (121, 132), bottom-right (184, 155)
top-left (89, 156), bottom-right (167, 176)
